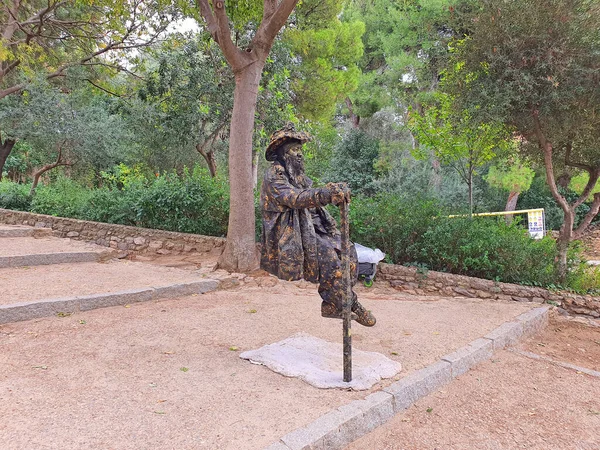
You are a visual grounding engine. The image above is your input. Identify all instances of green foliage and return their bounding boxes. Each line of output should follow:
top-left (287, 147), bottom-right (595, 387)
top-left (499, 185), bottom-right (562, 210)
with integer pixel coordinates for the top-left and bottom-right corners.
top-left (485, 158), bottom-right (535, 194)
top-left (0, 80), bottom-right (128, 177)
top-left (446, 0), bottom-right (600, 182)
top-left (350, 193), bottom-right (442, 264)
top-left (567, 264), bottom-right (600, 295)
top-left (324, 129), bottom-right (380, 195)
top-left (0, 180), bottom-right (31, 210)
top-left (286, 19), bottom-right (365, 121)
top-left (4, 165), bottom-right (229, 237)
top-left (132, 167), bottom-right (229, 236)
top-left (343, 0), bottom-right (456, 117)
top-left (350, 193), bottom-right (560, 286)
top-left (569, 172), bottom-right (600, 201)
top-left (30, 177), bottom-right (94, 218)
top-left (99, 163), bottom-right (149, 190)
top-left (0, 0), bottom-right (177, 97)
top-left (415, 217), bottom-right (557, 285)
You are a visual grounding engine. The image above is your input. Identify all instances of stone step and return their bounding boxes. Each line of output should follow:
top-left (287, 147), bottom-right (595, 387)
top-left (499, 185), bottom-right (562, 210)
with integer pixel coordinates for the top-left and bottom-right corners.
top-left (0, 225), bottom-right (52, 238)
top-left (0, 259), bottom-right (221, 324)
top-left (0, 280), bottom-right (219, 324)
top-left (0, 236), bottom-right (114, 268)
top-left (0, 251), bottom-right (108, 268)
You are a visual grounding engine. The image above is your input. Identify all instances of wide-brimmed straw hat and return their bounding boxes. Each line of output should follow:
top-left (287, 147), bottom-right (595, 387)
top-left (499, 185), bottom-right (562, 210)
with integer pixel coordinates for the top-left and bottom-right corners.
top-left (265, 123), bottom-right (312, 161)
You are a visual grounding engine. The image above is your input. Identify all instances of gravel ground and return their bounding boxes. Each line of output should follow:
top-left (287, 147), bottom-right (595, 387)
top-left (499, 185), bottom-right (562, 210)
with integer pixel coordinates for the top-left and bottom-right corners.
top-left (0, 284), bottom-right (534, 450)
top-left (346, 344), bottom-right (600, 450)
top-left (1, 236), bottom-right (110, 256)
top-left (0, 260), bottom-right (213, 306)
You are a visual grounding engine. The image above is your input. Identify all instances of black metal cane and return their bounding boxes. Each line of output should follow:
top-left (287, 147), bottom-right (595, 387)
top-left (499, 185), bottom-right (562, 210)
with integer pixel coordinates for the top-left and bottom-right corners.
top-left (339, 194), bottom-right (352, 382)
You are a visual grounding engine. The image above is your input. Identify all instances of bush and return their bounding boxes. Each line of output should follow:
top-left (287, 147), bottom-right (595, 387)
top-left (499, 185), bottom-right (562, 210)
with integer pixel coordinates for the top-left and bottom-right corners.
top-left (414, 217), bottom-right (557, 285)
top-left (30, 177), bottom-right (93, 218)
top-left (350, 193), bottom-right (559, 286)
top-left (0, 180), bottom-right (31, 211)
top-left (132, 167), bottom-right (229, 236)
top-left (350, 193), bottom-right (443, 264)
top-left (83, 187), bottom-right (141, 226)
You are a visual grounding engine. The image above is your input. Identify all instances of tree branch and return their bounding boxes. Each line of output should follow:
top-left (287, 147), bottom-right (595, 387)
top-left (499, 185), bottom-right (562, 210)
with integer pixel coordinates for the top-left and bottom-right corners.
top-left (564, 142), bottom-right (594, 172)
top-left (573, 168), bottom-right (600, 209)
top-left (196, 0), bottom-right (249, 69)
top-left (29, 142), bottom-right (73, 195)
top-left (573, 192), bottom-right (600, 240)
top-left (256, 0), bottom-right (299, 45)
top-left (84, 79), bottom-right (123, 97)
top-left (263, 0), bottom-right (277, 21)
top-left (532, 110), bottom-right (571, 214)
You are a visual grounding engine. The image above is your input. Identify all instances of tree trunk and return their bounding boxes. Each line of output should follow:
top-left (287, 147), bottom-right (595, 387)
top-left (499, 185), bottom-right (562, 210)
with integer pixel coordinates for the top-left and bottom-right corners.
top-left (431, 157), bottom-right (441, 192)
top-left (217, 62), bottom-right (264, 272)
top-left (345, 97), bottom-right (360, 129)
top-left (29, 146), bottom-right (70, 195)
top-left (252, 148), bottom-right (259, 189)
top-left (468, 169), bottom-right (473, 217)
top-left (0, 138), bottom-right (16, 181)
top-left (197, 144), bottom-right (218, 177)
top-left (29, 162), bottom-right (63, 195)
top-left (557, 208), bottom-right (575, 281)
top-left (504, 191), bottom-right (519, 224)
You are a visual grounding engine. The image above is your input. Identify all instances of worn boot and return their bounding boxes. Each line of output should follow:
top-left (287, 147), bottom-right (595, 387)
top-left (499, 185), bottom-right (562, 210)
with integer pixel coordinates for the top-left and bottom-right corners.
top-left (351, 300), bottom-right (376, 327)
top-left (321, 302), bottom-right (358, 321)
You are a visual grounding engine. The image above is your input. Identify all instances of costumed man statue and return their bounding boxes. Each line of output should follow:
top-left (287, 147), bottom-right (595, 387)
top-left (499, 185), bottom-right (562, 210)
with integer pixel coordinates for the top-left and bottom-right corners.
top-left (260, 124), bottom-right (377, 327)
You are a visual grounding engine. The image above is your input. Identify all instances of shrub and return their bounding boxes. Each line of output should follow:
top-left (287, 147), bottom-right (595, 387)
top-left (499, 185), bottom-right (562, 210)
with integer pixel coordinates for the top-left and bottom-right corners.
top-left (414, 217), bottom-right (557, 285)
top-left (132, 167), bottom-right (229, 237)
top-left (30, 177), bottom-right (93, 218)
top-left (350, 193), bottom-right (443, 264)
top-left (350, 193), bottom-right (559, 286)
top-left (0, 180), bottom-right (31, 211)
top-left (83, 187), bottom-right (141, 226)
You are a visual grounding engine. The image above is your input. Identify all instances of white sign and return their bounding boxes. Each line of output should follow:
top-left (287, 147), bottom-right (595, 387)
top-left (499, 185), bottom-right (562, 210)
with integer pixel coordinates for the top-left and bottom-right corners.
top-left (528, 210), bottom-right (545, 239)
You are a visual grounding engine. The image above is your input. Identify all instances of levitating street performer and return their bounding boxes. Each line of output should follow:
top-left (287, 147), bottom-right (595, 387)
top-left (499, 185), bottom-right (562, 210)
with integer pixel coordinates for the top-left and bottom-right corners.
top-left (260, 124), bottom-right (376, 327)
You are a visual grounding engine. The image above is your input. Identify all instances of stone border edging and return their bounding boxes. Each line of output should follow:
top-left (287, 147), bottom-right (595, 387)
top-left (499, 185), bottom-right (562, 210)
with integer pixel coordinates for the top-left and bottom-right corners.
top-left (0, 280), bottom-right (219, 324)
top-left (265, 306), bottom-right (550, 450)
top-left (0, 251), bottom-right (106, 269)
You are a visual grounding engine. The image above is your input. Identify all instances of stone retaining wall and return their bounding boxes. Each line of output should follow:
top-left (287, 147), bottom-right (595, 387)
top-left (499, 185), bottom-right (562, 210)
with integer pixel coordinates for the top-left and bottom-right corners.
top-left (0, 208), bottom-right (225, 256)
top-left (378, 263), bottom-right (600, 318)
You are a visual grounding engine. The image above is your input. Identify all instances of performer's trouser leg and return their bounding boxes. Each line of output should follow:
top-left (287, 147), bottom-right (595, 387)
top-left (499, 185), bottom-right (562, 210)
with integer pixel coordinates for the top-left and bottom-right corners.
top-left (317, 239), bottom-right (357, 311)
top-left (317, 236), bottom-right (376, 327)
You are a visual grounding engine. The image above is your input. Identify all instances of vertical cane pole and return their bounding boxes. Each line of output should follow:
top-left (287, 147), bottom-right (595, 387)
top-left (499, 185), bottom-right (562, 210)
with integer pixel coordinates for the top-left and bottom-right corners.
top-left (340, 194), bottom-right (352, 382)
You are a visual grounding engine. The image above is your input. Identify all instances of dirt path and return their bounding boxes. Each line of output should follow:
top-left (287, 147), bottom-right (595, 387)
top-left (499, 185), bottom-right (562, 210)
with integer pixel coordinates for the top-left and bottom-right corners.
top-left (346, 317), bottom-right (600, 450)
top-left (0, 284), bottom-right (534, 450)
top-left (0, 236), bottom-right (110, 256)
top-left (0, 260), bottom-right (210, 305)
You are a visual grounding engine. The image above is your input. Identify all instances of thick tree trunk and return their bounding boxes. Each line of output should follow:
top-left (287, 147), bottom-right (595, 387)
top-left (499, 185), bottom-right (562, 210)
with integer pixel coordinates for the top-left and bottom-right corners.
top-left (217, 62), bottom-right (264, 272)
top-left (0, 138), bottom-right (16, 181)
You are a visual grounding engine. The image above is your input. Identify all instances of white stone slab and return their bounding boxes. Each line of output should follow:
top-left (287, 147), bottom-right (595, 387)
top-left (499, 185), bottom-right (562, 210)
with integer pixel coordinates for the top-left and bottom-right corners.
top-left (240, 333), bottom-right (401, 391)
